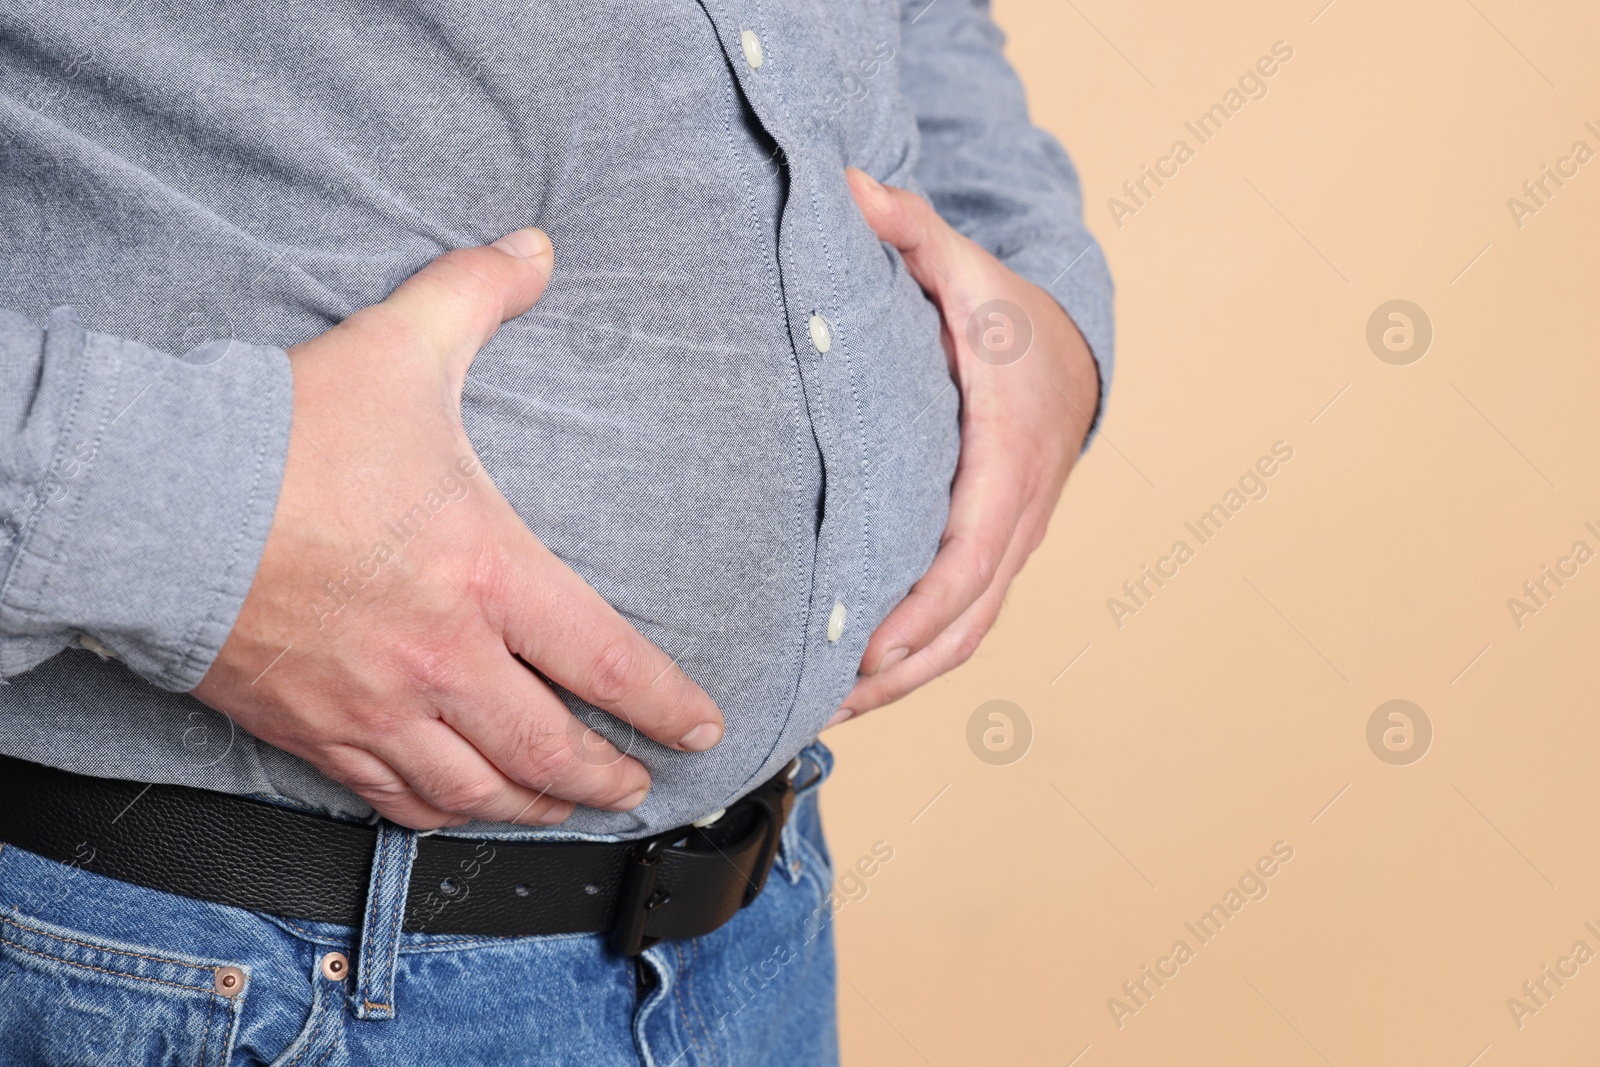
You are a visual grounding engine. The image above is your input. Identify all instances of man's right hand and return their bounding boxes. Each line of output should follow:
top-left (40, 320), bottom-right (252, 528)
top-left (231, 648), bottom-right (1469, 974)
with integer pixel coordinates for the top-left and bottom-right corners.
top-left (192, 229), bottom-right (724, 830)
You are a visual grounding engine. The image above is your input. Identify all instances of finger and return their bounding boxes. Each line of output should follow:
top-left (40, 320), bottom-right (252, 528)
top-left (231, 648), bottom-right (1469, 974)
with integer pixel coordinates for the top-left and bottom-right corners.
top-left (361, 227), bottom-right (555, 384)
top-left (858, 425), bottom-right (1027, 676)
top-left (491, 531), bottom-right (725, 753)
top-left (318, 743), bottom-right (473, 831)
top-left (375, 718), bottom-right (576, 826)
top-left (845, 168), bottom-right (966, 296)
top-left (839, 625), bottom-right (958, 724)
top-left (440, 633), bottom-right (653, 811)
top-left (839, 528), bottom-right (1028, 717)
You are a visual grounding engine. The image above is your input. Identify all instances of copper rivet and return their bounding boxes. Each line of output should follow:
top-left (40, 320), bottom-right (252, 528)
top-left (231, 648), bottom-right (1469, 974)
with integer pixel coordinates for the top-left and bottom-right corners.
top-left (320, 951), bottom-right (349, 982)
top-left (213, 965), bottom-right (247, 997)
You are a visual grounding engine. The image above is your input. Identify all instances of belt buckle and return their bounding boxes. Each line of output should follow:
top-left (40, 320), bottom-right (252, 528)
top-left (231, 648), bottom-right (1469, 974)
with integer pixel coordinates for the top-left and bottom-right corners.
top-left (607, 829), bottom-right (680, 957)
top-left (607, 759), bottom-right (800, 956)
top-left (739, 758), bottom-right (798, 906)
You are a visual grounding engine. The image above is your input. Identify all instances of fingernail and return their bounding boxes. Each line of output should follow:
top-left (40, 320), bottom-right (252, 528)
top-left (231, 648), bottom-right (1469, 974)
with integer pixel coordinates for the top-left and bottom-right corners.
top-left (614, 787), bottom-right (649, 811)
top-left (679, 722), bottom-right (723, 751)
top-left (825, 707), bottom-right (854, 729)
top-left (872, 647), bottom-right (910, 676)
top-left (846, 166), bottom-right (882, 194)
top-left (491, 227), bottom-right (549, 260)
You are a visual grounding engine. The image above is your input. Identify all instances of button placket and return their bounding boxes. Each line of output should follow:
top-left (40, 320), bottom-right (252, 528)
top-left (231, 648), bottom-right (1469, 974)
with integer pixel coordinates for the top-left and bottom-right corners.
top-left (708, 6), bottom-right (872, 712)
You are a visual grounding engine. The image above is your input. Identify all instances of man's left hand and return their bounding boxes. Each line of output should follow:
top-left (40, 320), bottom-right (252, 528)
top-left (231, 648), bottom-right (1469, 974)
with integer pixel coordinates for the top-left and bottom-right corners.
top-left (829, 168), bottom-right (1101, 726)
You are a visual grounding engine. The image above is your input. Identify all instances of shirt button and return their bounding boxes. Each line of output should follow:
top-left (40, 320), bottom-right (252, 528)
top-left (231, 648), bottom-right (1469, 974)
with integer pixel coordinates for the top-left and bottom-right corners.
top-left (740, 29), bottom-right (764, 69)
top-left (808, 313), bottom-right (831, 354)
top-left (827, 601), bottom-right (847, 642)
top-left (692, 807), bottom-right (727, 828)
top-left (77, 634), bottom-right (117, 660)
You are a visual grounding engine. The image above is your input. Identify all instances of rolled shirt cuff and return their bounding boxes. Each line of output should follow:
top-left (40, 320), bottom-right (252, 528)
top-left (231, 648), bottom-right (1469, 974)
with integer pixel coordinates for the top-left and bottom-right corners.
top-left (0, 307), bottom-right (293, 691)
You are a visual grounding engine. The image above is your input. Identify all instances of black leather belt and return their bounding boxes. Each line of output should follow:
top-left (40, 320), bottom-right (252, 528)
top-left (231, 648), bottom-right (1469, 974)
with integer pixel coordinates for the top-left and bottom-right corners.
top-left (0, 755), bottom-right (800, 955)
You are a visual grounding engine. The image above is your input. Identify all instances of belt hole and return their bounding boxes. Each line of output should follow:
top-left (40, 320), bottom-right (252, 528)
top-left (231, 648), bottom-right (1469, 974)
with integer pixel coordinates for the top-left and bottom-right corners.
top-left (439, 877), bottom-right (461, 897)
top-left (583, 883), bottom-right (599, 896)
top-left (513, 884), bottom-right (530, 897)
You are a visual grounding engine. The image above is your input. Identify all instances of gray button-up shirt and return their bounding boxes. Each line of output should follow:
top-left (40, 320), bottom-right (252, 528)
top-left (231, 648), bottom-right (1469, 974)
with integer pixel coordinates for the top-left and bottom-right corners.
top-left (0, 0), bottom-right (1112, 837)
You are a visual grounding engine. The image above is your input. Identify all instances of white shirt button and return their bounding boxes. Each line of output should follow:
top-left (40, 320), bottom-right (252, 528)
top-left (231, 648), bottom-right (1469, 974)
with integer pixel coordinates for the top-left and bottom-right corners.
top-left (692, 807), bottom-right (726, 828)
top-left (77, 634), bottom-right (117, 660)
top-left (740, 29), bottom-right (764, 69)
top-left (827, 601), bottom-right (847, 642)
top-left (808, 313), bottom-right (831, 354)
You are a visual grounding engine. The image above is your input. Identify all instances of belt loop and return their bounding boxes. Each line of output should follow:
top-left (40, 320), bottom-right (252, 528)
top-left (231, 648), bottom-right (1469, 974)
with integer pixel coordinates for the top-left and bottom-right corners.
top-left (351, 819), bottom-right (417, 1021)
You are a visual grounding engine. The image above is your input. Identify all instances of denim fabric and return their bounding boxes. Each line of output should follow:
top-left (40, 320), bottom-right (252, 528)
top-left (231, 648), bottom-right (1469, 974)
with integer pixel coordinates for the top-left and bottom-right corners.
top-left (0, 746), bottom-right (840, 1065)
top-left (0, 0), bottom-right (1114, 837)
top-left (349, 823), bottom-right (416, 1022)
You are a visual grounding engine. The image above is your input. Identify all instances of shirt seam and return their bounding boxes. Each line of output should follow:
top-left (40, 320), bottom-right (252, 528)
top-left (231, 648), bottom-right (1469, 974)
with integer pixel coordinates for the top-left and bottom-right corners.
top-left (0, 311), bottom-right (103, 629)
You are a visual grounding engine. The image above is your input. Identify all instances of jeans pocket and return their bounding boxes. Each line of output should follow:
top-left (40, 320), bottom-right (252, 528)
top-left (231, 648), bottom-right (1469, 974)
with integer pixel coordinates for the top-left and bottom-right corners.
top-left (0, 908), bottom-right (242, 1066)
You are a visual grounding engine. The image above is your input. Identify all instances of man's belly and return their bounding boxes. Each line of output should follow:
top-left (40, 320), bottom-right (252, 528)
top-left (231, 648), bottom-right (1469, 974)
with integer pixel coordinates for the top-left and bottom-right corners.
top-left (454, 113), bottom-right (959, 836)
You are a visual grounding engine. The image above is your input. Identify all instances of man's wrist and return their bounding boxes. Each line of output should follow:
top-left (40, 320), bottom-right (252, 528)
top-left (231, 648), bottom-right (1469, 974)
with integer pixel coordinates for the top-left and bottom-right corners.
top-left (1002, 240), bottom-right (1115, 445)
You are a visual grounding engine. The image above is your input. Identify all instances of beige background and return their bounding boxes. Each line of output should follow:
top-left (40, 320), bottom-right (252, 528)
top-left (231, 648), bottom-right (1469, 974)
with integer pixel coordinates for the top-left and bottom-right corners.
top-left (821, 1), bottom-right (1600, 1063)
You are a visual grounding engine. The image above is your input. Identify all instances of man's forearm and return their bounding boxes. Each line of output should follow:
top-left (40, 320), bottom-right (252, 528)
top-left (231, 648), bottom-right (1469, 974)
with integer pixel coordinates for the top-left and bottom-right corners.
top-left (899, 0), bottom-right (1115, 436)
top-left (0, 305), bottom-right (293, 689)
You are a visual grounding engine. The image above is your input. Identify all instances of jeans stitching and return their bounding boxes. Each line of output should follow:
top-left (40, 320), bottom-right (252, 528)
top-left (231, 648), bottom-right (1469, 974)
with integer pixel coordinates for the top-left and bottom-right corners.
top-left (358, 831), bottom-right (395, 1017)
top-left (670, 941), bottom-right (703, 1063)
top-left (263, 917), bottom-right (351, 944)
top-left (359, 828), bottom-right (390, 1006)
top-left (273, 908), bottom-right (601, 953)
top-left (266, 914), bottom-right (584, 953)
top-left (0, 936), bottom-right (214, 995)
top-left (382, 837), bottom-right (407, 982)
top-left (0, 914), bottom-right (219, 982)
top-left (283, 995), bottom-right (334, 1067)
top-left (268, 961), bottom-right (331, 1067)
top-left (308, 1021), bottom-right (341, 1067)
top-left (370, 829), bottom-right (413, 1015)
top-left (685, 938), bottom-right (718, 1066)
top-left (790, 828), bottom-right (832, 885)
top-left (198, 989), bottom-right (216, 1067)
top-left (0, 908), bottom-right (219, 979)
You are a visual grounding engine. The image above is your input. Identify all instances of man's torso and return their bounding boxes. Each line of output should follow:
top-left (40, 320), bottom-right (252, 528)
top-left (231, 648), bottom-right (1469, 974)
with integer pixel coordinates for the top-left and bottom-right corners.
top-left (0, 0), bottom-right (959, 835)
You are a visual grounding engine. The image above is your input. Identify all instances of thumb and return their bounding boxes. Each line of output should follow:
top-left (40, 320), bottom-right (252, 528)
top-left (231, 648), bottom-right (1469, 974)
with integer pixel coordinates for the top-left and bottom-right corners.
top-left (846, 168), bottom-right (961, 297)
top-left (376, 227), bottom-right (555, 384)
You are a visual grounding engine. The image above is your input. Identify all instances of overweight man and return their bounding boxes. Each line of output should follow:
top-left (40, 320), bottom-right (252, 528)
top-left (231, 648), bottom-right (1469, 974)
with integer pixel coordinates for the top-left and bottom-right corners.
top-left (0, 1), bottom-right (1112, 1062)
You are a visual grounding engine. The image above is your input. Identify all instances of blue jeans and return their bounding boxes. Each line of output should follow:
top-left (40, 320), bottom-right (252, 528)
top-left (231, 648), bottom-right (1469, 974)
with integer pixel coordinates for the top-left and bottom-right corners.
top-left (0, 745), bottom-right (839, 1066)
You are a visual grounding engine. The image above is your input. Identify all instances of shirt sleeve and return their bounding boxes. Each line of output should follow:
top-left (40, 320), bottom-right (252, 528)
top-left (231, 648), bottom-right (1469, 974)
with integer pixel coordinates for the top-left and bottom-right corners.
top-left (898, 0), bottom-right (1115, 437)
top-left (0, 306), bottom-right (292, 691)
